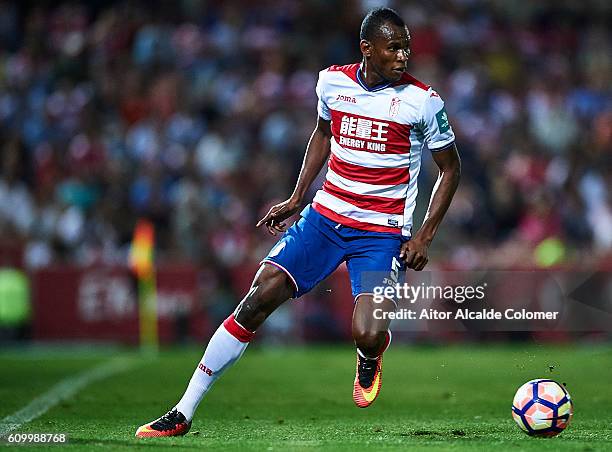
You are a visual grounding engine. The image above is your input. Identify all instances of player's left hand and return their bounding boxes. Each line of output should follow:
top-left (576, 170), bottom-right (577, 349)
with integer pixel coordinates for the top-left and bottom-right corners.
top-left (256, 198), bottom-right (301, 236)
top-left (400, 237), bottom-right (429, 271)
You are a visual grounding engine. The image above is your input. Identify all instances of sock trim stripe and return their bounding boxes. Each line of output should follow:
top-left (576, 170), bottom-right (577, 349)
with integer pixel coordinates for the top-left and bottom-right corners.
top-left (223, 315), bottom-right (255, 342)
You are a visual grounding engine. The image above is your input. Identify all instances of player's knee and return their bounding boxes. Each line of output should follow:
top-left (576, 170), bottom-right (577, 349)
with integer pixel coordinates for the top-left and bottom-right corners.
top-left (250, 265), bottom-right (293, 310)
top-left (234, 264), bottom-right (293, 329)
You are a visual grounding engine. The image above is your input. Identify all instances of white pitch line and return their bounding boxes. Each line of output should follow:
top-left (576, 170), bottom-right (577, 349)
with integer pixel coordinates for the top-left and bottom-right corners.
top-left (0, 357), bottom-right (139, 437)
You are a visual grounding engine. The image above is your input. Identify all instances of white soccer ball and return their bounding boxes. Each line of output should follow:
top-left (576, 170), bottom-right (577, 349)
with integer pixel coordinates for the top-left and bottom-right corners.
top-left (511, 379), bottom-right (573, 437)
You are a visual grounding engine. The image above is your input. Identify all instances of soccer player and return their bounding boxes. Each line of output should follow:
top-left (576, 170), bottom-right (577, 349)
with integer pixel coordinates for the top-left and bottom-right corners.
top-left (136, 7), bottom-right (460, 437)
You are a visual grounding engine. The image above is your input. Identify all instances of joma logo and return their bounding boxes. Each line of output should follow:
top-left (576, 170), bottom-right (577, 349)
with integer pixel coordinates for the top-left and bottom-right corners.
top-left (198, 363), bottom-right (214, 376)
top-left (336, 94), bottom-right (356, 103)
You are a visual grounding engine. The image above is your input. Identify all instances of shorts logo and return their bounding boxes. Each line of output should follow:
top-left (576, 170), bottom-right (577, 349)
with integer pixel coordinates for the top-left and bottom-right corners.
top-left (389, 97), bottom-right (401, 117)
top-left (390, 256), bottom-right (401, 284)
top-left (382, 256), bottom-right (402, 290)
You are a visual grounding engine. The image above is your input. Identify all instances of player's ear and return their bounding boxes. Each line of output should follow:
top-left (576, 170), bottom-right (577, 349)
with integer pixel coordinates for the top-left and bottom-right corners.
top-left (360, 39), bottom-right (372, 58)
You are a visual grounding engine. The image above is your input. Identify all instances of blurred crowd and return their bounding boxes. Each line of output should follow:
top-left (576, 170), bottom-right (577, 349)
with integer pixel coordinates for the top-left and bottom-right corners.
top-left (0, 0), bottom-right (610, 276)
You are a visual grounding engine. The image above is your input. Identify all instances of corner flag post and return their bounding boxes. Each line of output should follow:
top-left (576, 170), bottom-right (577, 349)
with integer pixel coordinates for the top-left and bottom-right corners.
top-left (129, 220), bottom-right (158, 354)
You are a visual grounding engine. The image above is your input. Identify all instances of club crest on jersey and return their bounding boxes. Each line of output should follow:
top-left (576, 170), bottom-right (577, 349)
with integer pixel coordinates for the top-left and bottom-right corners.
top-left (389, 97), bottom-right (401, 117)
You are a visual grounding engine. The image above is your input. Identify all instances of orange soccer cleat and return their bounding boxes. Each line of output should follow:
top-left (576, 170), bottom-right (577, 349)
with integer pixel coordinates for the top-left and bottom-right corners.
top-left (135, 409), bottom-right (192, 438)
top-left (353, 331), bottom-right (391, 408)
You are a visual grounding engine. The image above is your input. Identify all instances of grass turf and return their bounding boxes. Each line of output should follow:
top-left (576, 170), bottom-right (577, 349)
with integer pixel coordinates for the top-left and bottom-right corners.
top-left (1, 344), bottom-right (611, 451)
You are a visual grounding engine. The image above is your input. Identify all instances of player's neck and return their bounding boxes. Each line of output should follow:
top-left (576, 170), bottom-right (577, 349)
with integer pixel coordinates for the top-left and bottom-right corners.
top-left (359, 62), bottom-right (390, 89)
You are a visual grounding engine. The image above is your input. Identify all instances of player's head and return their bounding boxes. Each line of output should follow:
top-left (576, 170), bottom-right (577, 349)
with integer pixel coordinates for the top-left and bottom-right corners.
top-left (359, 7), bottom-right (410, 82)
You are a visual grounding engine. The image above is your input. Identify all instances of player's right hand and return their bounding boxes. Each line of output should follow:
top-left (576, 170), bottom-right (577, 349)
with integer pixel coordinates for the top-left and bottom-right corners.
top-left (256, 198), bottom-right (301, 236)
top-left (400, 237), bottom-right (429, 271)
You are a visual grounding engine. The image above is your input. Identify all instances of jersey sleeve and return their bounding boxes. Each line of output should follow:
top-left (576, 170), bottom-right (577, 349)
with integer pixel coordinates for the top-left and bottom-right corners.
top-left (315, 70), bottom-right (331, 121)
top-left (419, 90), bottom-right (455, 151)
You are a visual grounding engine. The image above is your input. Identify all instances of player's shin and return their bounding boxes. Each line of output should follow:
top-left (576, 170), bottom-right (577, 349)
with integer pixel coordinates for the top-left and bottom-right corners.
top-left (174, 314), bottom-right (255, 421)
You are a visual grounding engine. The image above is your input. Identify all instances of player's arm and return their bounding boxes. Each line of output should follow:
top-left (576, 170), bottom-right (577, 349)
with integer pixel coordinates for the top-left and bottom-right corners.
top-left (401, 143), bottom-right (461, 270)
top-left (257, 116), bottom-right (332, 235)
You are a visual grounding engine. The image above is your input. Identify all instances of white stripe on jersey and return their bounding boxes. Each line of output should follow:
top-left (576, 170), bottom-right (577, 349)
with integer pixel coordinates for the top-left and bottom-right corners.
top-left (326, 168), bottom-right (408, 199)
top-left (330, 138), bottom-right (410, 169)
top-left (312, 190), bottom-right (404, 227)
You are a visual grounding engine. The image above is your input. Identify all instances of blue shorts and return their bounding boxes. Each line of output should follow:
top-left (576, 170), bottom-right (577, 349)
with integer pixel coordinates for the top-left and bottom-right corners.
top-left (261, 205), bottom-right (406, 298)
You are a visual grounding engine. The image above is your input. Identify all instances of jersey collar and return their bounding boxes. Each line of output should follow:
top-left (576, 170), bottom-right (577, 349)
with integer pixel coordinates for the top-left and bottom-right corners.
top-left (356, 66), bottom-right (393, 92)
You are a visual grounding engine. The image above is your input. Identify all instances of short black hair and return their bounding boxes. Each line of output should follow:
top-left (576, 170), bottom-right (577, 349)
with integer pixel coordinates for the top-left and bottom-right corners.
top-left (360, 7), bottom-right (405, 41)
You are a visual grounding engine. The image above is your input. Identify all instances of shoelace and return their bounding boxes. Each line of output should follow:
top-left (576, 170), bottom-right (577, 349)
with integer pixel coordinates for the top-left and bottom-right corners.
top-left (358, 356), bottom-right (378, 388)
top-left (152, 410), bottom-right (182, 430)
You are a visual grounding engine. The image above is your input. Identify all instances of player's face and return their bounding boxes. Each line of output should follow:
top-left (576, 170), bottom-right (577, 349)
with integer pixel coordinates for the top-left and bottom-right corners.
top-left (363, 23), bottom-right (411, 83)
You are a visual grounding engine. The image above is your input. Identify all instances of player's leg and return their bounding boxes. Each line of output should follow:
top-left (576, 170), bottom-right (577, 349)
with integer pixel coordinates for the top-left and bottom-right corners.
top-left (172, 264), bottom-right (293, 417)
top-left (351, 294), bottom-right (395, 408)
top-left (233, 264), bottom-right (295, 331)
top-left (135, 264), bottom-right (293, 438)
top-left (346, 237), bottom-right (403, 408)
top-left (136, 211), bottom-right (345, 437)
top-left (352, 294), bottom-right (394, 358)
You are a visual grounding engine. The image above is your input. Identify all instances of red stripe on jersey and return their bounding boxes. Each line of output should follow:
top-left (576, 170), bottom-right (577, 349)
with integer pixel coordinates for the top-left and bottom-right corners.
top-left (323, 180), bottom-right (405, 214)
top-left (330, 109), bottom-right (412, 154)
top-left (329, 154), bottom-right (410, 186)
top-left (392, 72), bottom-right (430, 91)
top-left (327, 63), bottom-right (360, 84)
top-left (313, 202), bottom-right (401, 234)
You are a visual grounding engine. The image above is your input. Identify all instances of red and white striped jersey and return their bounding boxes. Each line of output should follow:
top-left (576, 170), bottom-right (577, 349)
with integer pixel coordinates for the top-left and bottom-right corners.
top-left (312, 63), bottom-right (455, 237)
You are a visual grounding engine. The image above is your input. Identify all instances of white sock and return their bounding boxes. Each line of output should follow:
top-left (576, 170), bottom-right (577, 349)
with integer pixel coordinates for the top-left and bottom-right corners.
top-left (174, 314), bottom-right (254, 421)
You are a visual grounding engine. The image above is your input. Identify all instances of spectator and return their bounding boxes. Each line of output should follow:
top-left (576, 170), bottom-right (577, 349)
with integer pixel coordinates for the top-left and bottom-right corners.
top-left (0, 0), bottom-right (609, 280)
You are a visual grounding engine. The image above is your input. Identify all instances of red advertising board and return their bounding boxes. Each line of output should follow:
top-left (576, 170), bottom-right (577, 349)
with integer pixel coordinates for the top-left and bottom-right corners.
top-left (31, 264), bottom-right (208, 344)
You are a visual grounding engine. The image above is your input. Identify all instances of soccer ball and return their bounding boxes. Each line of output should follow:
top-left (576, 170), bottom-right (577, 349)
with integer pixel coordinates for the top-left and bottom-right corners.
top-left (512, 379), bottom-right (573, 437)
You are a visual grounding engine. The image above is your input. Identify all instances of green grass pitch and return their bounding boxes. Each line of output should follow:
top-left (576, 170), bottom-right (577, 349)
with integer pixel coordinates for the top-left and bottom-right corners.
top-left (1, 344), bottom-right (611, 451)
